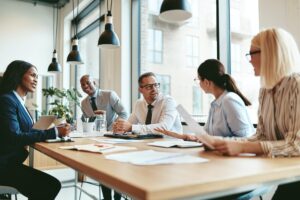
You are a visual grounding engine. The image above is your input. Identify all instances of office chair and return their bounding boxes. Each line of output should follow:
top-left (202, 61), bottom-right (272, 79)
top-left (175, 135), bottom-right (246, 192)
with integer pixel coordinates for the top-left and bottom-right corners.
top-left (0, 185), bottom-right (19, 200)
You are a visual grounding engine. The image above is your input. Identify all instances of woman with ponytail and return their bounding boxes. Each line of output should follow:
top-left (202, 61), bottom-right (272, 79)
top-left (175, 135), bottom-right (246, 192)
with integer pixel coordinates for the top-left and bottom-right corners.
top-left (196, 59), bottom-right (254, 137)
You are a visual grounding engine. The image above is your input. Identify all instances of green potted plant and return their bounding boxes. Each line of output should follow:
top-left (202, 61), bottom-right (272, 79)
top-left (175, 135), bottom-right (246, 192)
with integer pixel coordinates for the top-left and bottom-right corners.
top-left (42, 87), bottom-right (82, 124)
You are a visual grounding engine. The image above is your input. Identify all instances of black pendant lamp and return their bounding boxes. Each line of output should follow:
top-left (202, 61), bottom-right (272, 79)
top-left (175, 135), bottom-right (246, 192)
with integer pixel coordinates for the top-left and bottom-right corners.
top-left (67, 37), bottom-right (83, 65)
top-left (159, 0), bottom-right (192, 23)
top-left (98, 0), bottom-right (120, 49)
top-left (67, 0), bottom-right (84, 65)
top-left (48, 50), bottom-right (61, 72)
top-left (48, 5), bottom-right (61, 72)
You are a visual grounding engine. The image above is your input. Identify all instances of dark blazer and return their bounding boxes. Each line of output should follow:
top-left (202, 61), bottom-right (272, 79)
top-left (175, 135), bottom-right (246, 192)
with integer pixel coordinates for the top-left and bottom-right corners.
top-left (0, 91), bottom-right (56, 170)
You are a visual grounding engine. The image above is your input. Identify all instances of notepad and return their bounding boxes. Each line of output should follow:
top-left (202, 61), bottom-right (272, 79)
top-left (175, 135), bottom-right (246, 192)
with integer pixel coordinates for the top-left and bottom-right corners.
top-left (60, 143), bottom-right (136, 154)
top-left (148, 140), bottom-right (202, 148)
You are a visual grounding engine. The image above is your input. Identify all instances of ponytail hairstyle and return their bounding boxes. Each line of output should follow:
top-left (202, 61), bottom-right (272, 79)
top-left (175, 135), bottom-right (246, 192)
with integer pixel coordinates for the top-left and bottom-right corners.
top-left (0, 60), bottom-right (35, 95)
top-left (197, 59), bottom-right (251, 106)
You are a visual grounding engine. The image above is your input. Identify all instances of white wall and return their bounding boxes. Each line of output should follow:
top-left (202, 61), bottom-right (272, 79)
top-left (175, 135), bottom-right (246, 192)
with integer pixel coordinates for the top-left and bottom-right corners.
top-left (0, 0), bottom-right (54, 113)
top-left (259, 0), bottom-right (300, 48)
top-left (0, 0), bottom-right (53, 74)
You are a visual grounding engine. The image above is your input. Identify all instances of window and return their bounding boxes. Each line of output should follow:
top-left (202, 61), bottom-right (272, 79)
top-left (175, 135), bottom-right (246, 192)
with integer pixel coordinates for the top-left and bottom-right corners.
top-left (147, 29), bottom-right (163, 64)
top-left (148, 0), bottom-right (163, 14)
top-left (186, 35), bottom-right (199, 67)
top-left (68, 0), bottom-right (101, 118)
top-left (138, 0), bottom-right (217, 120)
top-left (192, 86), bottom-right (202, 115)
top-left (156, 74), bottom-right (170, 95)
top-left (230, 0), bottom-right (259, 123)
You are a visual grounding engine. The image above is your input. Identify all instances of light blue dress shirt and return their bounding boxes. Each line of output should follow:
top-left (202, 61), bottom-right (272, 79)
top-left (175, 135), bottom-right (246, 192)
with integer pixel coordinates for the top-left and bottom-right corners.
top-left (204, 91), bottom-right (254, 137)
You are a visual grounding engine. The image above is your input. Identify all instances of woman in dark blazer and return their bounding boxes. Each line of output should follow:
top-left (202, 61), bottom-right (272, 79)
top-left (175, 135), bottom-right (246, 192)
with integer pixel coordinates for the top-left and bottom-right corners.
top-left (0, 60), bottom-right (70, 200)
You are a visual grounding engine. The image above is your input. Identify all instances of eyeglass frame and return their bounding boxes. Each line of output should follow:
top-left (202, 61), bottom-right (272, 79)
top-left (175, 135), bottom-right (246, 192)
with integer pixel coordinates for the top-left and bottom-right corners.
top-left (140, 83), bottom-right (160, 90)
top-left (245, 50), bottom-right (261, 61)
top-left (194, 77), bottom-right (201, 84)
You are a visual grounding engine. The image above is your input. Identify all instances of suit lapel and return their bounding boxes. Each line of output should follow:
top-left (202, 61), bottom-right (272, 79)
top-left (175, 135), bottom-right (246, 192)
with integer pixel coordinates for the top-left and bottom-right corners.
top-left (10, 92), bottom-right (33, 131)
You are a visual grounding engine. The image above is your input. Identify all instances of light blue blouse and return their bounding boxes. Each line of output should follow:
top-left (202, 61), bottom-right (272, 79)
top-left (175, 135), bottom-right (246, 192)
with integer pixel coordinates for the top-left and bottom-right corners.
top-left (204, 91), bottom-right (254, 137)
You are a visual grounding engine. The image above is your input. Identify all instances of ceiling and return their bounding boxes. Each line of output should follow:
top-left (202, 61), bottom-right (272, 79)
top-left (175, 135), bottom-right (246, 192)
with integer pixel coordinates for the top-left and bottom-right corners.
top-left (17, 0), bottom-right (69, 8)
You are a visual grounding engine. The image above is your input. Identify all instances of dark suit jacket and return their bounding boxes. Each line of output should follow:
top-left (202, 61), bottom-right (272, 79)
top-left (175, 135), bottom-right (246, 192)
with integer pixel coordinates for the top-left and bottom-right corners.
top-left (0, 91), bottom-right (56, 170)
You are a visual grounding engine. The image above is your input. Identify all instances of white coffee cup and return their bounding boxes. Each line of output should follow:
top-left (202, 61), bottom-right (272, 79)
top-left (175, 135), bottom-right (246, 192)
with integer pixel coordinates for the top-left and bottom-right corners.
top-left (82, 122), bottom-right (94, 133)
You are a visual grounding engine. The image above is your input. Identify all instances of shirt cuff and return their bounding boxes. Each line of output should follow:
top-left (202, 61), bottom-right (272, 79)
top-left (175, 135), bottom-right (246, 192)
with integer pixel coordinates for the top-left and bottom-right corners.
top-left (131, 125), bottom-right (140, 134)
top-left (54, 127), bottom-right (59, 138)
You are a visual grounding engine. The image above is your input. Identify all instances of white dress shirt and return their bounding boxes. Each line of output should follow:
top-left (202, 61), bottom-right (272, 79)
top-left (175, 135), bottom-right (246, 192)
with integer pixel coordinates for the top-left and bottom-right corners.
top-left (128, 94), bottom-right (182, 134)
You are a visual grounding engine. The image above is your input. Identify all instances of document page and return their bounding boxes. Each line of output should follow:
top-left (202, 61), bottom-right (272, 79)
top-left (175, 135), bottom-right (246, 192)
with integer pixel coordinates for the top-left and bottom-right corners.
top-left (148, 140), bottom-right (202, 148)
top-left (32, 115), bottom-right (56, 130)
top-left (176, 104), bottom-right (206, 135)
top-left (106, 150), bottom-right (208, 165)
top-left (60, 144), bottom-right (136, 154)
top-left (176, 105), bottom-right (215, 150)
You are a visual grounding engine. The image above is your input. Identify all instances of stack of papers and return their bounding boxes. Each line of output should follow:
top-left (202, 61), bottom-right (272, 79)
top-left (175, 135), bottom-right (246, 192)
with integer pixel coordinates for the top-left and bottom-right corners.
top-left (105, 150), bottom-right (208, 165)
top-left (91, 138), bottom-right (142, 144)
top-left (70, 131), bottom-right (104, 138)
top-left (60, 143), bottom-right (136, 154)
top-left (148, 140), bottom-right (202, 148)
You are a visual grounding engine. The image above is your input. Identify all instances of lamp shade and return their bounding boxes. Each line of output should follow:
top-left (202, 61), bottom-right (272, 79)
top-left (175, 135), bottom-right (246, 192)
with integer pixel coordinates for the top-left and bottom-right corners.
top-left (48, 50), bottom-right (61, 72)
top-left (159, 0), bottom-right (192, 23)
top-left (98, 14), bottom-right (120, 49)
top-left (67, 38), bottom-right (84, 65)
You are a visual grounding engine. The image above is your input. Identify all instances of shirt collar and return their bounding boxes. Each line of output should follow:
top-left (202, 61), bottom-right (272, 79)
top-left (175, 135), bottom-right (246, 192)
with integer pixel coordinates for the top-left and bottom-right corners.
top-left (211, 90), bottom-right (227, 107)
top-left (13, 90), bottom-right (26, 106)
top-left (143, 93), bottom-right (161, 107)
top-left (90, 89), bottom-right (99, 99)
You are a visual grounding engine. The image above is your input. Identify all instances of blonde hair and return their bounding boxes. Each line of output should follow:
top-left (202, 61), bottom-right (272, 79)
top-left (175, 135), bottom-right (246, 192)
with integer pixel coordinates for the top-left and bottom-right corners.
top-left (251, 28), bottom-right (300, 89)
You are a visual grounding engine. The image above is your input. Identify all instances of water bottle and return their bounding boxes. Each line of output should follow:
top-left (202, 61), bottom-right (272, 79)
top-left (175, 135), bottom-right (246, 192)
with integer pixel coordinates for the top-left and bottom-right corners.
top-left (95, 113), bottom-right (107, 134)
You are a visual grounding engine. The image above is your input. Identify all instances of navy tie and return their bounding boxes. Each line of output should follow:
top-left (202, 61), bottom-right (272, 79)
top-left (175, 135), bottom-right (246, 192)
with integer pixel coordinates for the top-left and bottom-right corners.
top-left (145, 104), bottom-right (153, 125)
top-left (90, 97), bottom-right (97, 111)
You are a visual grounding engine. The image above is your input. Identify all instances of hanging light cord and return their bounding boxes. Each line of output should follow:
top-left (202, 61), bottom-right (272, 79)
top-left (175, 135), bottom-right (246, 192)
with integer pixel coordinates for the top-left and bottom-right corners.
top-left (52, 5), bottom-right (55, 49)
top-left (72, 0), bottom-right (75, 38)
top-left (107, 0), bottom-right (113, 15)
top-left (54, 4), bottom-right (59, 50)
top-left (76, 0), bottom-right (79, 35)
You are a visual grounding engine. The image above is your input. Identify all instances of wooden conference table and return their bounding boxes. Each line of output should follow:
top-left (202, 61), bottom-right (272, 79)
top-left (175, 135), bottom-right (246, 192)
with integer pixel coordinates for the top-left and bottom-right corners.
top-left (32, 137), bottom-right (300, 200)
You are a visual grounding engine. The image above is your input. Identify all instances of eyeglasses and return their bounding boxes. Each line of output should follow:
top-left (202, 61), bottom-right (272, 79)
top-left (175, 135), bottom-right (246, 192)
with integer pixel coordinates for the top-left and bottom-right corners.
top-left (140, 83), bottom-right (160, 90)
top-left (245, 50), bottom-right (261, 61)
top-left (194, 78), bottom-right (200, 84)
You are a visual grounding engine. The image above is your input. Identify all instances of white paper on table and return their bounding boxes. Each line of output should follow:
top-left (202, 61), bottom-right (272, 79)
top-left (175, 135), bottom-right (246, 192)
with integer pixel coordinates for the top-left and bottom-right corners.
top-left (105, 150), bottom-right (208, 165)
top-left (69, 131), bottom-right (103, 138)
top-left (91, 138), bottom-right (143, 144)
top-left (148, 140), bottom-right (202, 148)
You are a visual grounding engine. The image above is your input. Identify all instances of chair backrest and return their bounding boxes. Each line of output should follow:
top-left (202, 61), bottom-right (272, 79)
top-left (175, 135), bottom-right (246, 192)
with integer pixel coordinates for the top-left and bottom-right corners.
top-left (0, 185), bottom-right (19, 194)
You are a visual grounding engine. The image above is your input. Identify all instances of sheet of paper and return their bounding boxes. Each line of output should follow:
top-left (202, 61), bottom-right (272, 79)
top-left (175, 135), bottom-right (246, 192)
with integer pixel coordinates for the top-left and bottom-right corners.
top-left (91, 138), bottom-right (142, 144)
top-left (105, 150), bottom-right (208, 165)
top-left (32, 115), bottom-right (56, 130)
top-left (148, 140), bottom-right (202, 148)
top-left (176, 104), bottom-right (206, 135)
top-left (176, 104), bottom-right (215, 150)
top-left (70, 131), bottom-right (103, 138)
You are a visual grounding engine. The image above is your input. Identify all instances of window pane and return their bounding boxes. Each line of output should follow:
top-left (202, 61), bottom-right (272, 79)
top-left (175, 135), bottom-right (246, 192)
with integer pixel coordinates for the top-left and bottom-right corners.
top-left (140, 0), bottom-right (217, 120)
top-left (230, 0), bottom-right (259, 123)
